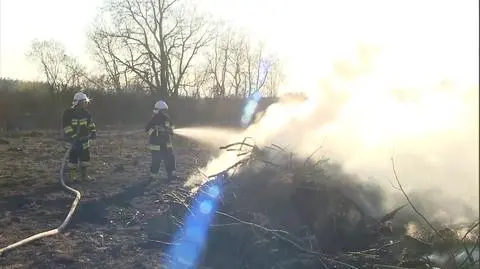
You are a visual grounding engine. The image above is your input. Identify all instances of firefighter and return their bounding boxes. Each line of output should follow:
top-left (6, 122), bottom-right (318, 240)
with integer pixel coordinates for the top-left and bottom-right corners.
top-left (62, 92), bottom-right (97, 181)
top-left (145, 100), bottom-right (178, 181)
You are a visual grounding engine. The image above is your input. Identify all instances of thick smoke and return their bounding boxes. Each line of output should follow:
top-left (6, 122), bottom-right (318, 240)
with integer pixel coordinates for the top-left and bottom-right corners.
top-left (185, 42), bottom-right (478, 224)
top-left (186, 0), bottom-right (479, 224)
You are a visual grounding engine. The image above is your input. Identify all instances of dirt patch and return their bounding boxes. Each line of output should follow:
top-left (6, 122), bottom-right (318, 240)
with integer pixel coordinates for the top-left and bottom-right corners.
top-left (0, 129), bottom-right (211, 269)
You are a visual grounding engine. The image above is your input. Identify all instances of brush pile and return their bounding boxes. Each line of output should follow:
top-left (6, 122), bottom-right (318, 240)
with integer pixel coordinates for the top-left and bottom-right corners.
top-left (152, 139), bottom-right (479, 269)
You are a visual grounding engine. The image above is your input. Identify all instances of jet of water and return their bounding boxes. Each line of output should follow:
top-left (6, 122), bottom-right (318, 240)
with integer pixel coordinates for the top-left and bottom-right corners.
top-left (174, 127), bottom-right (242, 148)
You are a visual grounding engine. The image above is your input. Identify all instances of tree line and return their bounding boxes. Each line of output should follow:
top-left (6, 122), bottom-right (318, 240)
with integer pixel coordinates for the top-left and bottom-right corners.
top-left (22, 0), bottom-right (284, 99)
top-left (0, 77), bottom-right (278, 130)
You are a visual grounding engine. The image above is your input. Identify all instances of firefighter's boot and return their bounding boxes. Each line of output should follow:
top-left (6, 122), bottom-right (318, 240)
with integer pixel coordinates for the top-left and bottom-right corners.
top-left (167, 170), bottom-right (180, 181)
top-left (80, 166), bottom-right (94, 181)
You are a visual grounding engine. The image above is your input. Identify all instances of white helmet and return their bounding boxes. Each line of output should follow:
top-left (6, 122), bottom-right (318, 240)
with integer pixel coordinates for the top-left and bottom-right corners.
top-left (72, 92), bottom-right (90, 107)
top-left (153, 100), bottom-right (168, 114)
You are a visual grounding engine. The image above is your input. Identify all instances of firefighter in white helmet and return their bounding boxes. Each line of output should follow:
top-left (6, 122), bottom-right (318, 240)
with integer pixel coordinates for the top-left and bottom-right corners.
top-left (62, 91), bottom-right (97, 181)
top-left (145, 100), bottom-right (178, 181)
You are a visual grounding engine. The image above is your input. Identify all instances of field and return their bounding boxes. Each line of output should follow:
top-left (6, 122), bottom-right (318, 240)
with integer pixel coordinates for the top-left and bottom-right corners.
top-left (0, 129), bottom-right (212, 268)
top-left (1, 128), bottom-right (478, 269)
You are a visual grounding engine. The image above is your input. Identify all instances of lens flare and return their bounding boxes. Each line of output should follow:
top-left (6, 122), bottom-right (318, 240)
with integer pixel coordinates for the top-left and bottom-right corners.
top-left (241, 90), bottom-right (263, 127)
top-left (166, 91), bottom-right (262, 267)
top-left (165, 178), bottom-right (223, 268)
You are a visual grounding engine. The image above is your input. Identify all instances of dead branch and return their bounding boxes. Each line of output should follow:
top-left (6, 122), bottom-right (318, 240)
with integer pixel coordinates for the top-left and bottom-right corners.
top-left (461, 221), bottom-right (479, 242)
top-left (173, 140), bottom-right (449, 268)
top-left (215, 211), bottom-right (360, 269)
top-left (219, 141), bottom-right (256, 150)
top-left (391, 157), bottom-right (476, 267)
top-left (378, 204), bottom-right (408, 224)
top-left (207, 159), bottom-right (249, 179)
top-left (391, 158), bottom-right (446, 235)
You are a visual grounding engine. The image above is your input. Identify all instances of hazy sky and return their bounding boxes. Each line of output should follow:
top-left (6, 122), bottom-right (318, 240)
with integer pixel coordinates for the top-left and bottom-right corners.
top-left (0, 0), bottom-right (478, 89)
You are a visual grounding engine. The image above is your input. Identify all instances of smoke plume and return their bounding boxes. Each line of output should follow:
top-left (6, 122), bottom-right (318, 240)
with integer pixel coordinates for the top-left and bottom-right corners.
top-left (186, 0), bottom-right (479, 224)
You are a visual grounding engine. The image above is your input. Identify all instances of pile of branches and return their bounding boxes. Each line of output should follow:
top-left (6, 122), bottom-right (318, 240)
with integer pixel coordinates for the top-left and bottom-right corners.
top-left (151, 139), bottom-right (479, 269)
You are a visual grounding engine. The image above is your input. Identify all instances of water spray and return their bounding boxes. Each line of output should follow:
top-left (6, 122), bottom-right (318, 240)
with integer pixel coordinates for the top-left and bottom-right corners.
top-left (173, 127), bottom-right (242, 148)
top-left (164, 176), bottom-right (224, 268)
top-left (165, 90), bottom-right (263, 267)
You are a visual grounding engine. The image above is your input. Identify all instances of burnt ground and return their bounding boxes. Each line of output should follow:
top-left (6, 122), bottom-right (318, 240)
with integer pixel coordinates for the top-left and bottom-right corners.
top-left (0, 129), bottom-right (212, 269)
top-left (1, 129), bottom-right (479, 269)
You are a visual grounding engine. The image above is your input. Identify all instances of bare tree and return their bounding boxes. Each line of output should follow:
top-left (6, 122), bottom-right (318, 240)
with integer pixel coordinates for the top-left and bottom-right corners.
top-left (203, 27), bottom-right (282, 98)
top-left (26, 39), bottom-right (67, 93)
top-left (27, 39), bottom-right (88, 93)
top-left (228, 33), bottom-right (248, 96)
top-left (88, 24), bottom-right (126, 91)
top-left (243, 41), bottom-right (271, 96)
top-left (89, 0), bottom-right (213, 98)
top-left (264, 56), bottom-right (284, 97)
top-left (179, 66), bottom-right (210, 98)
top-left (207, 26), bottom-right (233, 97)
top-left (61, 56), bottom-right (88, 90)
top-left (167, 5), bottom-right (214, 96)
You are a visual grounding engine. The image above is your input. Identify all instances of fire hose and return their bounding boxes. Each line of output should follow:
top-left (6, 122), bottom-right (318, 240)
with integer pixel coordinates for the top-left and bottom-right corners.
top-left (0, 146), bottom-right (81, 256)
top-left (0, 129), bottom-right (169, 256)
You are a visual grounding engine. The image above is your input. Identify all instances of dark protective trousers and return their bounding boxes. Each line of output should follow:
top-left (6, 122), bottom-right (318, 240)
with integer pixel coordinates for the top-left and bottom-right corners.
top-left (66, 144), bottom-right (91, 180)
top-left (150, 144), bottom-right (176, 176)
top-left (69, 147), bottom-right (90, 167)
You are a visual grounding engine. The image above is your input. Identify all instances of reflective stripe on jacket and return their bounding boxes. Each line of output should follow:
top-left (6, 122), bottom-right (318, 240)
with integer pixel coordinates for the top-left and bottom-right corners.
top-left (62, 107), bottom-right (96, 141)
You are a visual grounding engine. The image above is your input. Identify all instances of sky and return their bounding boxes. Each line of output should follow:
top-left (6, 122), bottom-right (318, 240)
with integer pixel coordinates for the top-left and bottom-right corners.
top-left (0, 0), bottom-right (478, 89)
top-left (0, 0), bottom-right (103, 80)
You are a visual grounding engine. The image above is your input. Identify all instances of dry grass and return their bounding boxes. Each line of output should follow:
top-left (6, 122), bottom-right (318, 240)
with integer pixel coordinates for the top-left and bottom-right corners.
top-left (0, 129), bottom-right (211, 268)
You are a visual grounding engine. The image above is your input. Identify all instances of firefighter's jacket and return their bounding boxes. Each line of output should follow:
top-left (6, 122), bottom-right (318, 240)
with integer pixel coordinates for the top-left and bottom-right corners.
top-left (145, 112), bottom-right (173, 150)
top-left (62, 107), bottom-right (97, 148)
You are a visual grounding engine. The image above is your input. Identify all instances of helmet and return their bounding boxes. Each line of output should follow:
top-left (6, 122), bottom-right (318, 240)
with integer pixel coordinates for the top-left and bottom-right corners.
top-left (72, 92), bottom-right (90, 107)
top-left (153, 100), bottom-right (168, 114)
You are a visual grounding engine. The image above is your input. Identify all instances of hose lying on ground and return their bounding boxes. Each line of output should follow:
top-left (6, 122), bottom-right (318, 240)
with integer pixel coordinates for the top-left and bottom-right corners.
top-left (0, 147), bottom-right (82, 256)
